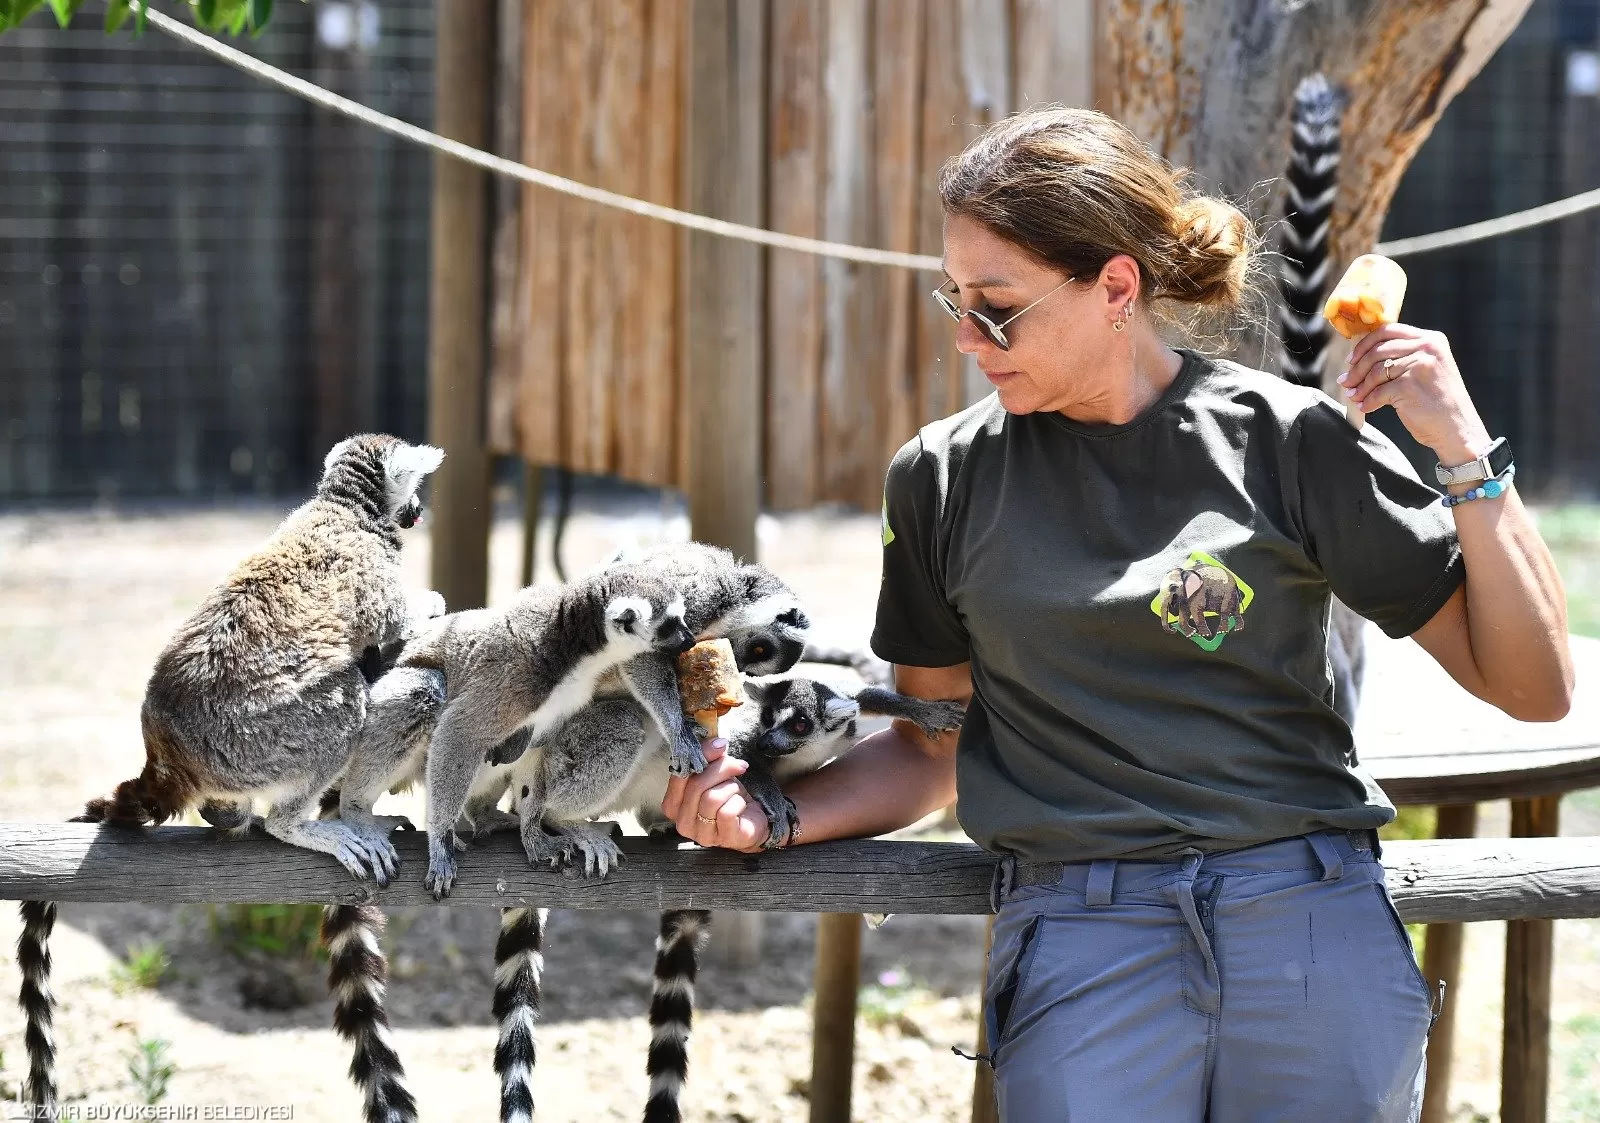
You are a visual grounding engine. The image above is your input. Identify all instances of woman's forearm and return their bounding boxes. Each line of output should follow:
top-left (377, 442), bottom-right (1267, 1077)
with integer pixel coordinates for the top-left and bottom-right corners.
top-left (1451, 483), bottom-right (1573, 718)
top-left (785, 723), bottom-right (958, 844)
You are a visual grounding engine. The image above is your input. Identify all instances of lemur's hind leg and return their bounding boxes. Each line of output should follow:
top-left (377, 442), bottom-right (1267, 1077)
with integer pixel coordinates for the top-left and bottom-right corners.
top-left (340, 667), bottom-right (445, 846)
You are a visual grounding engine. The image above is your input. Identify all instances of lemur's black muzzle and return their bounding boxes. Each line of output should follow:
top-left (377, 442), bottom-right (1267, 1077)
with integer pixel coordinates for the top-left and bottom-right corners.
top-left (668, 624), bottom-right (697, 655)
top-left (396, 495), bottom-right (424, 529)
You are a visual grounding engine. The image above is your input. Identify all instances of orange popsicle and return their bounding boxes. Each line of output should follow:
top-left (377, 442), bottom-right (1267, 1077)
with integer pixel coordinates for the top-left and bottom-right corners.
top-left (1323, 254), bottom-right (1408, 428)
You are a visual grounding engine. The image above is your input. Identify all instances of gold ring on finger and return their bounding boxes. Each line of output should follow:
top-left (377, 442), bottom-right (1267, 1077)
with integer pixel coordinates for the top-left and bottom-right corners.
top-left (696, 814), bottom-right (718, 826)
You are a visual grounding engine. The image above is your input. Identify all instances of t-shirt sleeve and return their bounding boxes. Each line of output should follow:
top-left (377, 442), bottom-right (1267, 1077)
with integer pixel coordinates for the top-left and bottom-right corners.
top-left (1290, 398), bottom-right (1465, 638)
top-left (870, 435), bottom-right (971, 666)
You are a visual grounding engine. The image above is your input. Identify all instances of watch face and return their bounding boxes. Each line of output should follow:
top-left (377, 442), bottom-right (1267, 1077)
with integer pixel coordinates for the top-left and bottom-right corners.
top-left (1487, 438), bottom-right (1513, 476)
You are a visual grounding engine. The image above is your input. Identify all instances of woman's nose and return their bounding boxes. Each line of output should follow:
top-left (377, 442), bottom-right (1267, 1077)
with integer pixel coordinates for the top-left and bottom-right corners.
top-left (953, 314), bottom-right (994, 355)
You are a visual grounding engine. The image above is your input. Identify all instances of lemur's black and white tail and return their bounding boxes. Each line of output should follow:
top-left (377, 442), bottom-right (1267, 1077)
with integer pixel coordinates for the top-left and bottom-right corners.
top-left (1278, 73), bottom-right (1345, 388)
top-left (17, 900), bottom-right (59, 1109)
top-left (323, 904), bottom-right (417, 1123)
top-left (644, 909), bottom-right (712, 1123)
top-left (494, 906), bottom-right (547, 1123)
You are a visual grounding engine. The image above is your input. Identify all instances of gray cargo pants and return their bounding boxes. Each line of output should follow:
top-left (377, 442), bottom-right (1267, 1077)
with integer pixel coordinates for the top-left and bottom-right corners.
top-left (982, 829), bottom-right (1437, 1122)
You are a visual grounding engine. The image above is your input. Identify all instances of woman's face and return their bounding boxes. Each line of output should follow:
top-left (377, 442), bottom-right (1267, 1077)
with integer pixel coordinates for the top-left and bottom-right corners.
top-left (940, 213), bottom-right (1136, 417)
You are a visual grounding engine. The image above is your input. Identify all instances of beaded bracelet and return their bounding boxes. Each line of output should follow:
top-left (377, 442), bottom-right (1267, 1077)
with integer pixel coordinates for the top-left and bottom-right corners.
top-left (1441, 464), bottom-right (1515, 508)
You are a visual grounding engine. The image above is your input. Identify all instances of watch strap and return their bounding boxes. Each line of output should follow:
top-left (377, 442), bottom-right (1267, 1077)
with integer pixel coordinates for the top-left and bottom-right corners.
top-left (1436, 437), bottom-right (1510, 486)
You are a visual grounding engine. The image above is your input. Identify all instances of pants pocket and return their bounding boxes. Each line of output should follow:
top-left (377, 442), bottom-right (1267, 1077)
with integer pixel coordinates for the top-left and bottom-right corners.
top-left (986, 914), bottom-right (1044, 1067)
top-left (1369, 879), bottom-right (1436, 1014)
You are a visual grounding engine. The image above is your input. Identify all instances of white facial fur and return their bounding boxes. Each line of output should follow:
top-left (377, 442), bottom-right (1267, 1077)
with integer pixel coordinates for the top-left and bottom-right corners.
top-left (384, 442), bottom-right (446, 510)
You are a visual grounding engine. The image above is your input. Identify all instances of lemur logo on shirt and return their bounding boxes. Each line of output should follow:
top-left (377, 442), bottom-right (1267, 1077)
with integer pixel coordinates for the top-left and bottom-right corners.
top-left (1151, 551), bottom-right (1252, 651)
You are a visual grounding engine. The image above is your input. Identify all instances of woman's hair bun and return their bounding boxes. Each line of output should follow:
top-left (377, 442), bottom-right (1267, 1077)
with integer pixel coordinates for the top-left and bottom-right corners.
top-left (1165, 196), bottom-right (1253, 308)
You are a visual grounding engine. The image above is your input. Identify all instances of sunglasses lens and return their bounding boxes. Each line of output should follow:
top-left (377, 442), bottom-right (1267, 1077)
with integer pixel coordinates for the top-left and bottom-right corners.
top-left (974, 316), bottom-right (1009, 351)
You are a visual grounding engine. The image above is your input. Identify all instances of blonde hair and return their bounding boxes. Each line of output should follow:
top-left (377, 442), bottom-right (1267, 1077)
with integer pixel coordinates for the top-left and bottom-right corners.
top-left (939, 106), bottom-right (1259, 316)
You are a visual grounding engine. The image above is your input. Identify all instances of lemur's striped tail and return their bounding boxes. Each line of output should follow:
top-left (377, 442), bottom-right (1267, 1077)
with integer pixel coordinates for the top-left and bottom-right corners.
top-left (323, 904), bottom-right (417, 1123)
top-left (644, 909), bottom-right (712, 1123)
top-left (17, 900), bottom-right (59, 1109)
top-left (494, 906), bottom-right (547, 1123)
top-left (1278, 73), bottom-right (1345, 387)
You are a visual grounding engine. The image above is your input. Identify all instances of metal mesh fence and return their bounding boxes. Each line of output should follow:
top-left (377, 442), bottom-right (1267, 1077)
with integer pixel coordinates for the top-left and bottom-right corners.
top-left (0, 1), bottom-right (434, 500)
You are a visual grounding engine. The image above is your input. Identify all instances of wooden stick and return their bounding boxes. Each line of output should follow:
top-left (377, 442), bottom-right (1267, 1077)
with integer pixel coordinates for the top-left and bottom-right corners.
top-left (969, 915), bottom-right (999, 1123)
top-left (809, 913), bottom-right (863, 1123)
top-left (1420, 803), bottom-right (1479, 1123)
top-left (1502, 795), bottom-right (1562, 1123)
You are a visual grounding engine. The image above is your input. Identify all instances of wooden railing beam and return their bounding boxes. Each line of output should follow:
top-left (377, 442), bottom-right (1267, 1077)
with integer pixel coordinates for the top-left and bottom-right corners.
top-left (1, 828), bottom-right (1599, 923)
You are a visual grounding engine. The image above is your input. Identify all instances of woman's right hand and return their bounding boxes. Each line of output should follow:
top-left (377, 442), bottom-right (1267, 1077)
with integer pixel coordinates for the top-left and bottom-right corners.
top-left (661, 737), bottom-right (771, 853)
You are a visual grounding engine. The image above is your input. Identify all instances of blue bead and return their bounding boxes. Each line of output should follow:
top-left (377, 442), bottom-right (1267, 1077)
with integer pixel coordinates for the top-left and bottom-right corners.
top-left (1485, 480), bottom-right (1503, 498)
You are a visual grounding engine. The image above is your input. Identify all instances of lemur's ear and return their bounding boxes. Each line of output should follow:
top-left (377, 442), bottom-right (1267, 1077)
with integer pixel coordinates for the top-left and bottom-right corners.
top-left (742, 679), bottom-right (770, 704)
top-left (390, 442), bottom-right (445, 479)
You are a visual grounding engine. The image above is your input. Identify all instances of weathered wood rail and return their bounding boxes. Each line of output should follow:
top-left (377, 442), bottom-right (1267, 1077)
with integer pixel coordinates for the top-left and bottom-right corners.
top-left (2, 826), bottom-right (1598, 924)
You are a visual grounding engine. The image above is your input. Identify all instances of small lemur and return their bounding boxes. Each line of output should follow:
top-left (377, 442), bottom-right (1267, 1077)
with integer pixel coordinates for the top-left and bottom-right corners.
top-left (321, 543), bottom-right (813, 1121)
top-left (1275, 72), bottom-right (1367, 727)
top-left (494, 675), bottom-right (967, 1123)
top-left (16, 434), bottom-right (444, 1113)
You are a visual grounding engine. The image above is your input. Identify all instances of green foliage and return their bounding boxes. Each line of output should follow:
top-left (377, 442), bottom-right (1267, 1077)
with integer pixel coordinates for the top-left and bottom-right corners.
top-left (1555, 1012), bottom-right (1600, 1122)
top-left (1, 0), bottom-right (285, 37)
top-left (126, 1037), bottom-right (176, 1105)
top-left (206, 902), bottom-right (326, 961)
top-left (1537, 503), bottom-right (1600, 640)
top-left (110, 940), bottom-right (171, 993)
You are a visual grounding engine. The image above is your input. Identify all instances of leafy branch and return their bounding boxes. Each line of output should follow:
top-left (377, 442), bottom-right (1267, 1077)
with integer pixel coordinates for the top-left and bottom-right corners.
top-left (0, 0), bottom-right (278, 37)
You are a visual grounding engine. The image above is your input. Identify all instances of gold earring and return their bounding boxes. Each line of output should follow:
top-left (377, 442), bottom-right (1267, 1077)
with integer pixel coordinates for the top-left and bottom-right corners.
top-left (1113, 300), bottom-right (1133, 332)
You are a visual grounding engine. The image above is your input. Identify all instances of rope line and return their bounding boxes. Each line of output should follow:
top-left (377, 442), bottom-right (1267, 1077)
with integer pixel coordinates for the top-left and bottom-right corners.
top-left (136, 3), bottom-right (947, 273)
top-left (140, 2), bottom-right (1600, 267)
top-left (1374, 186), bottom-right (1600, 258)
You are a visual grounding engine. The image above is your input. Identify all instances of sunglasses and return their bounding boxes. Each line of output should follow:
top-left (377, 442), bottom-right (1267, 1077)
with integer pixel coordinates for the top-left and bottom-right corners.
top-left (931, 276), bottom-right (1074, 351)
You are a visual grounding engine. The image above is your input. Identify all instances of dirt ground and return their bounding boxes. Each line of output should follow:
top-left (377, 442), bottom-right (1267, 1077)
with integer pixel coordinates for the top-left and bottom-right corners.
top-left (0, 488), bottom-right (1596, 1121)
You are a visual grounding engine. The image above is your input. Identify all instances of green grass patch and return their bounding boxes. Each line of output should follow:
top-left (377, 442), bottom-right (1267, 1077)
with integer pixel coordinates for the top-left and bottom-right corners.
top-left (126, 1037), bottom-right (175, 1106)
top-left (206, 903), bottom-right (326, 961)
top-left (1536, 504), bottom-right (1600, 639)
top-left (110, 940), bottom-right (170, 993)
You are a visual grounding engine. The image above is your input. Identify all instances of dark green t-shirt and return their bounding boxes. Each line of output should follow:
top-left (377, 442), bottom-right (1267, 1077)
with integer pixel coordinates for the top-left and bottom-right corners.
top-left (871, 348), bottom-right (1464, 862)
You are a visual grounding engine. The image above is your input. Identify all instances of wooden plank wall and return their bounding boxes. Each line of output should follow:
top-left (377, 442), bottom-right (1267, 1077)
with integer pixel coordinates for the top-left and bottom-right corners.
top-left (490, 0), bottom-right (1096, 513)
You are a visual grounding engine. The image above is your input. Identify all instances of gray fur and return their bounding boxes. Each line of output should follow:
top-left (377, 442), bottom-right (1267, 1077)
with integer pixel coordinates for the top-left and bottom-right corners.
top-left (396, 567), bottom-right (695, 898)
top-left (80, 433), bottom-right (443, 880)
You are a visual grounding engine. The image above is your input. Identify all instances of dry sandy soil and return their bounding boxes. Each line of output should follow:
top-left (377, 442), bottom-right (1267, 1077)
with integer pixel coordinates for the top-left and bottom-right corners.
top-left (0, 488), bottom-right (1595, 1121)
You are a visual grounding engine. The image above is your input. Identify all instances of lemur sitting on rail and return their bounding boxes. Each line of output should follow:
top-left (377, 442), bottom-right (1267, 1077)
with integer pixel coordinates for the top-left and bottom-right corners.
top-left (16, 434), bottom-right (445, 1114)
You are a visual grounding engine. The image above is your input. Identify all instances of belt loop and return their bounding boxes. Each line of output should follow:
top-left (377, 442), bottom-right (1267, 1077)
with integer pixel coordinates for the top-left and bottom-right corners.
top-left (1085, 860), bottom-right (1116, 906)
top-left (1307, 830), bottom-right (1344, 881)
top-left (990, 854), bottom-right (1017, 912)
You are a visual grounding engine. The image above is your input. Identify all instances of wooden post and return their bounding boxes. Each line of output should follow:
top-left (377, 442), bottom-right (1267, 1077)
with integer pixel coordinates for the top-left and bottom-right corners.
top-left (681, 0), bottom-right (766, 562)
top-left (1420, 803), bottom-right (1478, 1123)
top-left (426, 0), bottom-right (495, 612)
top-left (970, 915), bottom-right (999, 1123)
top-left (809, 912), bottom-right (863, 1123)
top-left (683, 0), bottom-right (769, 967)
top-left (1502, 794), bottom-right (1562, 1123)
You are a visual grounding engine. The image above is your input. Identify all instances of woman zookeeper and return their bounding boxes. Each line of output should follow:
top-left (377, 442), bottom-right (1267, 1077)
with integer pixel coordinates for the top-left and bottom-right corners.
top-left (662, 106), bottom-right (1574, 1122)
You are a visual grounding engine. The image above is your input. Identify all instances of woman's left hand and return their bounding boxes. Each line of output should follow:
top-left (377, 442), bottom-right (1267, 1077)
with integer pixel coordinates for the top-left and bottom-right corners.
top-left (1339, 324), bottom-right (1493, 465)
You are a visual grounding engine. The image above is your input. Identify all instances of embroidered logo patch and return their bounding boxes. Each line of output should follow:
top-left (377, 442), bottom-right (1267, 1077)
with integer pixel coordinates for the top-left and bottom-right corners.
top-left (881, 496), bottom-right (896, 547)
top-left (1150, 551), bottom-right (1253, 651)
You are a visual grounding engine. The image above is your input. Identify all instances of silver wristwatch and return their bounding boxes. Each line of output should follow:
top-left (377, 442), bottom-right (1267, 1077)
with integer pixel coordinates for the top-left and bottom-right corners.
top-left (1435, 437), bottom-right (1513, 486)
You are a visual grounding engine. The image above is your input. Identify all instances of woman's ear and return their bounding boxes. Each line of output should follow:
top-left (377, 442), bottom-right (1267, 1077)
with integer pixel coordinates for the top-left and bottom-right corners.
top-left (1097, 255), bottom-right (1142, 317)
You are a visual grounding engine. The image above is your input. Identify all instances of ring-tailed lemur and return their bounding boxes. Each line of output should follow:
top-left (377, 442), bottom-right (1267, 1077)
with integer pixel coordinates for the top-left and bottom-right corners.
top-left (15, 434), bottom-right (444, 1113)
top-left (493, 676), bottom-right (967, 1123)
top-left (1277, 72), bottom-right (1367, 729)
top-left (323, 543), bottom-right (813, 1121)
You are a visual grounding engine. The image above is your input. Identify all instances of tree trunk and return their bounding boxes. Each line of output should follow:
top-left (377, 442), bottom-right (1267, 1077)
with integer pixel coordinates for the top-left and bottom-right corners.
top-left (1095, 0), bottom-right (1534, 370)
